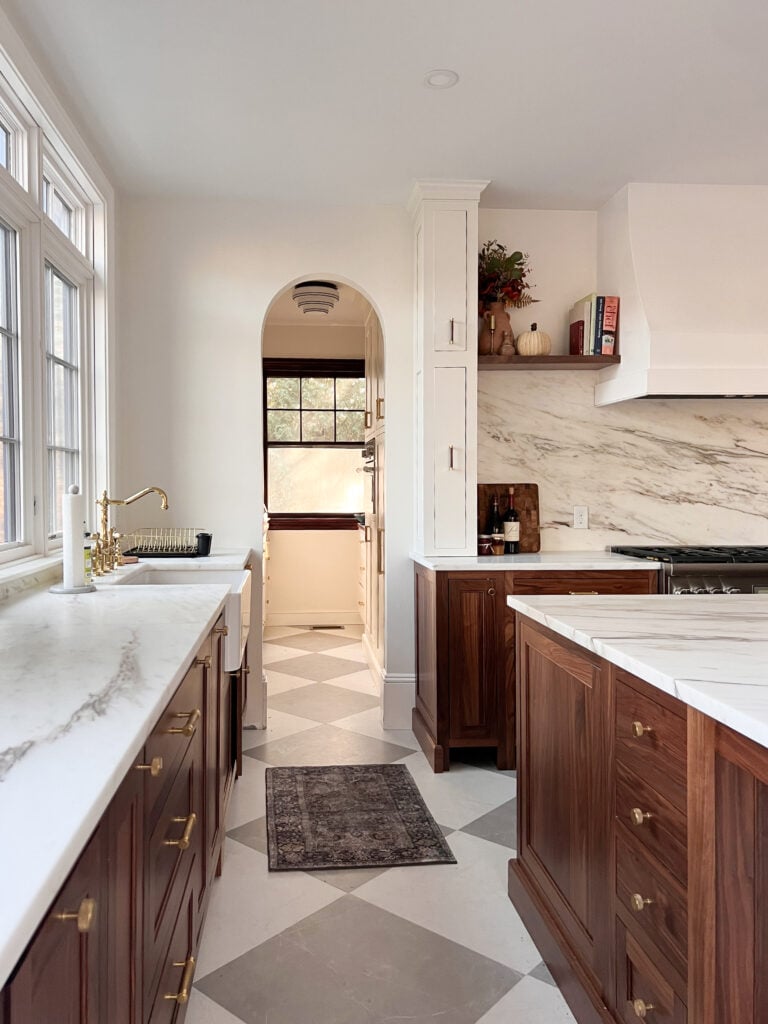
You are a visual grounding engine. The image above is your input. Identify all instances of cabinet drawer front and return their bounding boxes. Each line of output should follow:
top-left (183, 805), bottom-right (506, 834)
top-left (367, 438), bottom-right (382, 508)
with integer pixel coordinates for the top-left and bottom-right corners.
top-left (144, 734), bottom-right (202, 1012)
top-left (616, 830), bottom-right (688, 978)
top-left (147, 885), bottom-right (196, 1024)
top-left (616, 675), bottom-right (687, 813)
top-left (616, 920), bottom-right (687, 1024)
top-left (509, 570), bottom-right (657, 595)
top-left (616, 763), bottom-right (688, 884)
top-left (144, 650), bottom-right (207, 828)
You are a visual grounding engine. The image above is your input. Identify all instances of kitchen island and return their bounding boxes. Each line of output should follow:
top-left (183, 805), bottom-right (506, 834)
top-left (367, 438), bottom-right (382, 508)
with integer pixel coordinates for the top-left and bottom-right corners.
top-left (0, 550), bottom-right (250, 1017)
top-left (506, 593), bottom-right (768, 1024)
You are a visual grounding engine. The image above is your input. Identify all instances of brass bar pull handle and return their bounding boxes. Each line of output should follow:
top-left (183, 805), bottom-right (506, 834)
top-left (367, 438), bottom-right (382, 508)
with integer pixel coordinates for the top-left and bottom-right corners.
top-left (195, 655), bottom-right (212, 669)
top-left (55, 897), bottom-right (96, 934)
top-left (135, 756), bottom-right (164, 777)
top-left (449, 445), bottom-right (455, 470)
top-left (364, 525), bottom-right (372, 543)
top-left (449, 317), bottom-right (455, 343)
top-left (567, 590), bottom-right (599, 595)
top-left (166, 708), bottom-right (201, 737)
top-left (630, 807), bottom-right (653, 827)
top-left (376, 397), bottom-right (384, 420)
top-left (377, 528), bottom-right (385, 576)
top-left (633, 999), bottom-right (655, 1018)
top-left (243, 664), bottom-right (251, 677)
top-left (164, 812), bottom-right (197, 851)
top-left (631, 721), bottom-right (653, 738)
top-left (213, 626), bottom-right (229, 636)
top-left (365, 410), bottom-right (372, 429)
top-left (630, 893), bottom-right (654, 912)
top-left (164, 955), bottom-right (196, 1004)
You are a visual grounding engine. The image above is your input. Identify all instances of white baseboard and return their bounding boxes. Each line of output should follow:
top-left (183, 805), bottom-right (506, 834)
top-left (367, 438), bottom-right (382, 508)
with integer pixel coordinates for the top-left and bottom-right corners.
top-left (381, 674), bottom-right (416, 730)
top-left (266, 610), bottom-right (363, 627)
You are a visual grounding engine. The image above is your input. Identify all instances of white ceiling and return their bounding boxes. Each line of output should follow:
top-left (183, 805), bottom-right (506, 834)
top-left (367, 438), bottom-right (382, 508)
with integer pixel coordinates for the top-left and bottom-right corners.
top-left (4, 0), bottom-right (768, 208)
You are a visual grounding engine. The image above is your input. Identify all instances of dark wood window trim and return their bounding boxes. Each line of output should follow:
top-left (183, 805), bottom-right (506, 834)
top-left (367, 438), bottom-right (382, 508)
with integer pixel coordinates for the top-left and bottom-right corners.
top-left (263, 357), bottom-right (365, 514)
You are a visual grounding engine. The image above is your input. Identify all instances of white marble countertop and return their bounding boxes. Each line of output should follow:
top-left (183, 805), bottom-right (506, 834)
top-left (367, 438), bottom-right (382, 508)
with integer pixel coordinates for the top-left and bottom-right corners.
top-left (0, 552), bottom-right (250, 988)
top-left (507, 594), bottom-right (768, 749)
top-left (412, 551), bottom-right (661, 572)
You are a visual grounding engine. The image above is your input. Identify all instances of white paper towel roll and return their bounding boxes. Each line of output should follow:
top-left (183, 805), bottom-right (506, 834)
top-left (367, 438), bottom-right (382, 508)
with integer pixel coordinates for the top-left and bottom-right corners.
top-left (62, 485), bottom-right (86, 589)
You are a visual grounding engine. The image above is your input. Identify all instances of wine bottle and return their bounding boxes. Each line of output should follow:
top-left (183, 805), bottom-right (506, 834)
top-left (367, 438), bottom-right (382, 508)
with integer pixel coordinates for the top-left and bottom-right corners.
top-left (488, 494), bottom-right (504, 555)
top-left (504, 487), bottom-right (520, 554)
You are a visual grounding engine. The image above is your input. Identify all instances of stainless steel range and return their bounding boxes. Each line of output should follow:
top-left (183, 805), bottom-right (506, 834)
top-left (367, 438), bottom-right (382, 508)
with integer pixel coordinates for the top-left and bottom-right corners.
top-left (610, 545), bottom-right (768, 595)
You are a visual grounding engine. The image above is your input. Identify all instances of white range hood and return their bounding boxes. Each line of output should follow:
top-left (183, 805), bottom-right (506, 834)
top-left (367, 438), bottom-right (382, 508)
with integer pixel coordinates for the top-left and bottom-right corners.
top-left (595, 183), bottom-right (768, 405)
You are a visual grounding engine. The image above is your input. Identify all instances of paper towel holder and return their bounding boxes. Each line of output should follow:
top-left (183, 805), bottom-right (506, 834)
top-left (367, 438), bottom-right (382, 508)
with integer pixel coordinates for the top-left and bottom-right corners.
top-left (50, 484), bottom-right (97, 595)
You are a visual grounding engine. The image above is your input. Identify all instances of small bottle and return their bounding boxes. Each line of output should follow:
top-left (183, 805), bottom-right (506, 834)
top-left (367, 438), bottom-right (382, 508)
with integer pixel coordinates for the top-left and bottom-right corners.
top-left (84, 533), bottom-right (94, 584)
top-left (504, 487), bottom-right (520, 554)
top-left (487, 495), bottom-right (504, 555)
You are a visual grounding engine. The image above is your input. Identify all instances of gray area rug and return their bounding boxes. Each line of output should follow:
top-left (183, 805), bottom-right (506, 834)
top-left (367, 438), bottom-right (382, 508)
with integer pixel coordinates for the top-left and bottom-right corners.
top-left (265, 764), bottom-right (457, 871)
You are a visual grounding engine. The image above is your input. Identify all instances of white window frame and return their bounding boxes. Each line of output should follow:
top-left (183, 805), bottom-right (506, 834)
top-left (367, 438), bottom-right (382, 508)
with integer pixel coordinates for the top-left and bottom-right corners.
top-left (42, 149), bottom-right (90, 259)
top-left (0, 72), bottom-right (36, 194)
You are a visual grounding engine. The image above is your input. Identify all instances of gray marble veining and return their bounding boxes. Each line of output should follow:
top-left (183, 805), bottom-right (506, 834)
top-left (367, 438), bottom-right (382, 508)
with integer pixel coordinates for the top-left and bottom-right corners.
top-left (479, 372), bottom-right (768, 550)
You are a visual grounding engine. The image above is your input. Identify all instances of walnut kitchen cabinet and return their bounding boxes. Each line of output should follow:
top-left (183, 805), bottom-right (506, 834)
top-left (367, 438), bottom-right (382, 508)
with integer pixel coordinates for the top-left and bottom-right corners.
top-left (413, 566), bottom-right (658, 773)
top-left (1, 614), bottom-right (232, 1024)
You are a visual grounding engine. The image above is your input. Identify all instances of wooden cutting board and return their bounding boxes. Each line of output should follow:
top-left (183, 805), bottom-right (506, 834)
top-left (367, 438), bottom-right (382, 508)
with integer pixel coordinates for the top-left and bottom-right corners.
top-left (477, 483), bottom-right (541, 553)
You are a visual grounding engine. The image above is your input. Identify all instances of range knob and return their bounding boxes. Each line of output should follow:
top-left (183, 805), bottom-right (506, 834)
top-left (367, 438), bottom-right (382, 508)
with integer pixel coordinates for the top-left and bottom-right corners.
top-left (690, 586), bottom-right (707, 594)
top-left (724, 586), bottom-right (742, 594)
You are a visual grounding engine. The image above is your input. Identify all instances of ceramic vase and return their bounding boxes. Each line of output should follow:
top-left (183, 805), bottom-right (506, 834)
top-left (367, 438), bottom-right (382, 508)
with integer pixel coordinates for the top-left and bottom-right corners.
top-left (478, 301), bottom-right (513, 355)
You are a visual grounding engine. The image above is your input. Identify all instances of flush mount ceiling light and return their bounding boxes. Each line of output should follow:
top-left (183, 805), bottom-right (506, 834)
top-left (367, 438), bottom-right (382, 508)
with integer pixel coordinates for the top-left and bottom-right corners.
top-left (292, 281), bottom-right (340, 315)
top-left (424, 68), bottom-right (459, 89)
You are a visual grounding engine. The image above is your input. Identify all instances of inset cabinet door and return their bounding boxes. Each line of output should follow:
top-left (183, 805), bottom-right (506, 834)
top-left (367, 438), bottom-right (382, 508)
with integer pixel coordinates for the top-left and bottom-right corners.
top-left (447, 576), bottom-right (501, 743)
top-left (431, 208), bottom-right (468, 351)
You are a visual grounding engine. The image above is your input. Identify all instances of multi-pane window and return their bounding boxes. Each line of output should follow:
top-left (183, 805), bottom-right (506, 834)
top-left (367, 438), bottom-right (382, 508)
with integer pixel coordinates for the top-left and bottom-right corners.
top-left (0, 122), bottom-right (10, 171)
top-left (42, 172), bottom-right (84, 251)
top-left (264, 360), bottom-right (365, 515)
top-left (44, 264), bottom-right (80, 538)
top-left (0, 219), bottom-right (20, 545)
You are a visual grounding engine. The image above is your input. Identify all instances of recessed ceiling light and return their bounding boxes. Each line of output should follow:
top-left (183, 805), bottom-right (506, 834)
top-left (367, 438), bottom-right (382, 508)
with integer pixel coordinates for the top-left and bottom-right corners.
top-left (424, 69), bottom-right (459, 89)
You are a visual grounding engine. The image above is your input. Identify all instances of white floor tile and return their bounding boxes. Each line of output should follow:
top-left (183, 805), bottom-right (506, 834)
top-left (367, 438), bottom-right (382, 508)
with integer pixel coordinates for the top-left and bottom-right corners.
top-left (265, 670), bottom-right (315, 695)
top-left (226, 757), bottom-right (268, 829)
top-left (195, 839), bottom-right (342, 979)
top-left (475, 976), bottom-right (577, 1023)
top-left (241, 707), bottom-right (317, 750)
top-left (356, 831), bottom-right (541, 974)
top-left (326, 667), bottom-right (380, 695)
top-left (262, 626), bottom-right (305, 640)
top-left (186, 989), bottom-right (248, 1024)
top-left (399, 752), bottom-right (517, 829)
top-left (333, 707), bottom-right (420, 750)
top-left (262, 644), bottom-right (306, 665)
top-left (320, 642), bottom-right (368, 663)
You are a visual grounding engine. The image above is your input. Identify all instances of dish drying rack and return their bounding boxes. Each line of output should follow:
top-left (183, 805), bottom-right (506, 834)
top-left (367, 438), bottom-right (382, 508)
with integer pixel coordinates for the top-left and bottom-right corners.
top-left (122, 527), bottom-right (205, 557)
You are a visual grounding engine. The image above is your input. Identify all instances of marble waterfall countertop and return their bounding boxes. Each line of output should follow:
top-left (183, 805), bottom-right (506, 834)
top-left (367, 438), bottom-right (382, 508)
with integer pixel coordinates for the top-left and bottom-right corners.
top-left (507, 593), bottom-right (768, 749)
top-left (412, 551), bottom-right (662, 571)
top-left (0, 549), bottom-right (250, 988)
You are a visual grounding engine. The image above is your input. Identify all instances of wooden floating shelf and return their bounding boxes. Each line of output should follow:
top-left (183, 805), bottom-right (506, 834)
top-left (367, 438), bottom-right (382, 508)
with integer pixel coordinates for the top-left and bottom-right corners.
top-left (478, 354), bottom-right (621, 370)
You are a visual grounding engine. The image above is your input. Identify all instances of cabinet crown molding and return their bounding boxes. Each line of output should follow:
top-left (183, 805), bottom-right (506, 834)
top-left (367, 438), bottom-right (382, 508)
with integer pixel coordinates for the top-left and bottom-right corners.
top-left (407, 178), bottom-right (490, 217)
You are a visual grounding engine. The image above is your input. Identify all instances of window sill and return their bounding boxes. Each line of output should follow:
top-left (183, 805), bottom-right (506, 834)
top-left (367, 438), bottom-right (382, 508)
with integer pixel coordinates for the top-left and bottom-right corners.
top-left (0, 554), bottom-right (63, 601)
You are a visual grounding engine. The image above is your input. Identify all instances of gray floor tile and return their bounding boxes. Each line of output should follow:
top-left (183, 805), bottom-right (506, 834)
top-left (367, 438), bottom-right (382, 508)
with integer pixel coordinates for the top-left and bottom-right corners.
top-left (227, 816), bottom-right (268, 856)
top-left (265, 631), bottom-right (359, 653)
top-left (244, 723), bottom-right (415, 767)
top-left (267, 682), bottom-right (379, 723)
top-left (266, 652), bottom-right (368, 682)
top-left (528, 960), bottom-right (558, 986)
top-left (307, 866), bottom-right (389, 892)
top-left (460, 799), bottom-right (517, 850)
top-left (196, 895), bottom-right (522, 1024)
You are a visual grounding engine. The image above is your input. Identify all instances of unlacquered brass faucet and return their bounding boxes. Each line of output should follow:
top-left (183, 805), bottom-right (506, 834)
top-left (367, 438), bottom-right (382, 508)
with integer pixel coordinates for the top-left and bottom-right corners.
top-left (95, 486), bottom-right (169, 573)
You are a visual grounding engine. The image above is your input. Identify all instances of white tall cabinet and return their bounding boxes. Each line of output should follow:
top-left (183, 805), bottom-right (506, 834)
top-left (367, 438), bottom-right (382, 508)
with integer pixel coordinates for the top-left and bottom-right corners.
top-left (410, 180), bottom-right (488, 556)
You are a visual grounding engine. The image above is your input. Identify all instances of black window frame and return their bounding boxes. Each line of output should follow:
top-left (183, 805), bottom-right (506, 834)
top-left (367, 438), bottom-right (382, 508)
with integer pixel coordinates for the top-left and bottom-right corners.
top-left (263, 357), bottom-right (365, 530)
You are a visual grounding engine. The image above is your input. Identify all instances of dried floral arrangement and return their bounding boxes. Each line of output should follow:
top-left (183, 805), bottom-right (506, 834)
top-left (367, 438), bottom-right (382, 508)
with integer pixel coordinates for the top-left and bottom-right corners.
top-left (478, 240), bottom-right (538, 309)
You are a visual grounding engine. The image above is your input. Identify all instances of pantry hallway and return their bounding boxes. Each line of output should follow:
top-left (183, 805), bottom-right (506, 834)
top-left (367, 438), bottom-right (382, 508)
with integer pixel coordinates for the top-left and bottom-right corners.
top-left (185, 625), bottom-right (576, 1023)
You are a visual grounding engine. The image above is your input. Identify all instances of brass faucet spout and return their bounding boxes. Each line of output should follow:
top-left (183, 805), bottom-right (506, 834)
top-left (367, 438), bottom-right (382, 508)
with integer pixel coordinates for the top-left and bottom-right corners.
top-left (95, 486), bottom-right (169, 572)
top-left (112, 486), bottom-right (169, 510)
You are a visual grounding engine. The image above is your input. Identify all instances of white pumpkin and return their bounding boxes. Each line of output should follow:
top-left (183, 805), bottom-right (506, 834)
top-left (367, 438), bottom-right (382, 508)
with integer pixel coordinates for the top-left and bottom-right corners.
top-left (516, 322), bottom-right (551, 356)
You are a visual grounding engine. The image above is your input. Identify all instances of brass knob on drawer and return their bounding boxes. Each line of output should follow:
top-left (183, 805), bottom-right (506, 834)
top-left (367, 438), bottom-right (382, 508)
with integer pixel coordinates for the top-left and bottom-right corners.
top-left (630, 893), bottom-right (654, 912)
top-left (135, 756), bottom-right (163, 777)
top-left (164, 812), bottom-right (197, 850)
top-left (633, 998), bottom-right (655, 1018)
top-left (54, 897), bottom-right (96, 933)
top-left (632, 720), bottom-right (653, 738)
top-left (195, 655), bottom-right (212, 669)
top-left (630, 807), bottom-right (653, 827)
top-left (166, 708), bottom-right (201, 737)
top-left (164, 955), bottom-right (196, 1004)
top-left (488, 587), bottom-right (496, 596)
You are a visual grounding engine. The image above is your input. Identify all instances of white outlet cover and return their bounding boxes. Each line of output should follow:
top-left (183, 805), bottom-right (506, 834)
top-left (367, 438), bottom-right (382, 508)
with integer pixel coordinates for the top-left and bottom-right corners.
top-left (573, 506), bottom-right (589, 530)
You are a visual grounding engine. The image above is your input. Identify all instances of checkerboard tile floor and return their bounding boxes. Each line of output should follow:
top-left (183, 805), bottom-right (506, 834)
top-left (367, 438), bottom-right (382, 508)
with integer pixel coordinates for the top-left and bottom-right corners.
top-left (187, 626), bottom-right (576, 1024)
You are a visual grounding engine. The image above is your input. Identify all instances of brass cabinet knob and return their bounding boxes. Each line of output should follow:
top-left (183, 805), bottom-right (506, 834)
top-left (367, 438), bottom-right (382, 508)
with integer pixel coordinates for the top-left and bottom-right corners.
top-left (487, 588), bottom-right (496, 596)
top-left (213, 626), bottom-right (229, 636)
top-left (166, 708), bottom-right (201, 737)
top-left (630, 807), bottom-right (653, 827)
top-left (633, 998), bottom-right (655, 1018)
top-left (195, 655), bottom-right (212, 669)
top-left (164, 955), bottom-right (196, 1004)
top-left (632, 720), bottom-right (653, 738)
top-left (135, 756), bottom-right (164, 777)
top-left (242, 664), bottom-right (251, 676)
top-left (54, 897), bottom-right (96, 934)
top-left (163, 812), bottom-right (197, 851)
top-left (630, 892), bottom-right (654, 912)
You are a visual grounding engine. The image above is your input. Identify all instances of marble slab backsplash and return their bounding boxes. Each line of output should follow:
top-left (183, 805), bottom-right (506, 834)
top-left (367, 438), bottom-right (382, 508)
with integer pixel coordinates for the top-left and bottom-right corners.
top-left (478, 372), bottom-right (768, 550)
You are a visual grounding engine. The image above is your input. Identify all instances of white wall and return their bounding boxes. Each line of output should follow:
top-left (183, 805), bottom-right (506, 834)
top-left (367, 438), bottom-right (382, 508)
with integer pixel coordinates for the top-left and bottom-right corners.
top-left (263, 323), bottom-right (364, 358)
top-left (478, 208), bottom-right (597, 352)
top-left (265, 531), bottom-right (361, 626)
top-left (116, 198), bottom-right (414, 712)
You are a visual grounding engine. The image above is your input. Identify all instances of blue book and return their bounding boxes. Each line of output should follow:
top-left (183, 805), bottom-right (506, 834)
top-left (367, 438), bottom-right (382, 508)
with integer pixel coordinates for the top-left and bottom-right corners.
top-left (593, 296), bottom-right (605, 355)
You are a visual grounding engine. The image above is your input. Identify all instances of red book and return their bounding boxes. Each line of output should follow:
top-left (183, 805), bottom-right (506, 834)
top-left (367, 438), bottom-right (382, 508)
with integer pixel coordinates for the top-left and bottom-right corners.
top-left (601, 296), bottom-right (619, 354)
top-left (569, 320), bottom-right (584, 355)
